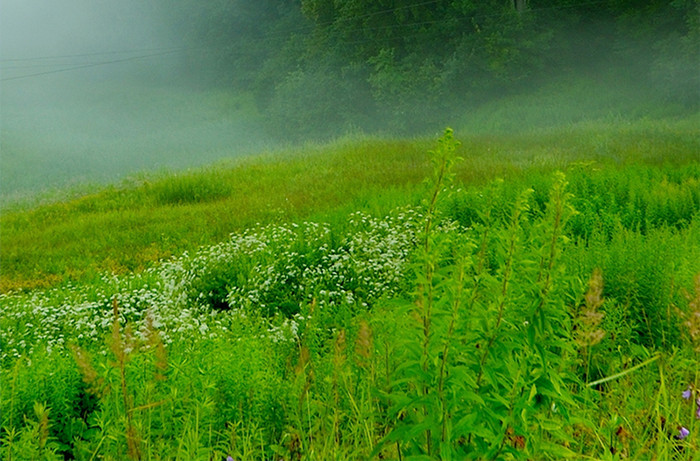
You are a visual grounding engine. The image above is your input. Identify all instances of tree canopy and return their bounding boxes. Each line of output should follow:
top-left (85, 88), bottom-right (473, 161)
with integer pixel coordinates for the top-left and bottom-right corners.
top-left (161, 0), bottom-right (699, 137)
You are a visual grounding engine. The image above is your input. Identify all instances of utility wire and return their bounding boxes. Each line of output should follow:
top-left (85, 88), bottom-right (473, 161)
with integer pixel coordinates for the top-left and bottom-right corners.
top-left (0, 49), bottom-right (182, 82)
top-left (0, 46), bottom-right (188, 63)
top-left (0, 0), bottom-right (622, 82)
top-left (0, 0), bottom-right (445, 67)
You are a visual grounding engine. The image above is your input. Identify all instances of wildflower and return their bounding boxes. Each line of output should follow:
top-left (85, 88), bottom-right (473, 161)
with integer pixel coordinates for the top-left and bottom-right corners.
top-left (683, 387), bottom-right (692, 400)
top-left (677, 426), bottom-right (690, 440)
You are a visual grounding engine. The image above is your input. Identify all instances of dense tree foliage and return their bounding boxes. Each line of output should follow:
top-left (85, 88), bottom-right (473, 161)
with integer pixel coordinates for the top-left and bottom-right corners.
top-left (161, 0), bottom-right (699, 138)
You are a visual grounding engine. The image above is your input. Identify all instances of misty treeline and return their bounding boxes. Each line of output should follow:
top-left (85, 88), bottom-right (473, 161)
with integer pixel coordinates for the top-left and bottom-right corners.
top-left (160, 0), bottom-right (699, 137)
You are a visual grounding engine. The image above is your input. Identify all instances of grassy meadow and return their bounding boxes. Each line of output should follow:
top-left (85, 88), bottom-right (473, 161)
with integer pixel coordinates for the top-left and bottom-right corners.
top-left (1, 100), bottom-right (700, 459)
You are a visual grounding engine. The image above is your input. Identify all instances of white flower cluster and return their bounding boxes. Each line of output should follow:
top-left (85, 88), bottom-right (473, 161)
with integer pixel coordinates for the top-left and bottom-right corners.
top-left (0, 207), bottom-right (424, 363)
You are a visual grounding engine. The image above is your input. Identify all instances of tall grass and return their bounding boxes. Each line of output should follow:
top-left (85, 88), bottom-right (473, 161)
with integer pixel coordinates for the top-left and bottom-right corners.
top-left (1, 122), bottom-right (700, 459)
top-left (2, 115), bottom-right (698, 293)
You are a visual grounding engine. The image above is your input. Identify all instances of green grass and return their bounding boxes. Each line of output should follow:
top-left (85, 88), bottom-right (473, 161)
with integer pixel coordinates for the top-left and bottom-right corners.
top-left (2, 115), bottom-right (698, 293)
top-left (0, 139), bottom-right (429, 292)
top-left (1, 100), bottom-right (700, 459)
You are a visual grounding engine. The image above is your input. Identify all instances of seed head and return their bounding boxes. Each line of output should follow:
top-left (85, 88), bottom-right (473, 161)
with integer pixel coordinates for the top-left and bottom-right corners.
top-left (355, 319), bottom-right (374, 368)
top-left (575, 268), bottom-right (606, 348)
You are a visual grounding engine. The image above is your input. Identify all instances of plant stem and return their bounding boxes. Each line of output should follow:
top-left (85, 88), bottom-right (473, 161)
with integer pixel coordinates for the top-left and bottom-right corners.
top-left (418, 133), bottom-right (451, 456)
top-left (438, 259), bottom-right (466, 443)
top-left (586, 354), bottom-right (661, 387)
top-left (474, 197), bottom-right (522, 390)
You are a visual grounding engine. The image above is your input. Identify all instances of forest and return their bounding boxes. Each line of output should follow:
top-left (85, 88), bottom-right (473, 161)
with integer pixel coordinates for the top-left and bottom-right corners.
top-left (159, 0), bottom-right (699, 137)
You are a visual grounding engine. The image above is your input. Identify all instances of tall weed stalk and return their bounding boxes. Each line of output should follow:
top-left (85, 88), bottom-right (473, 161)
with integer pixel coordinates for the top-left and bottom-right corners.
top-left (72, 299), bottom-right (169, 460)
top-left (381, 130), bottom-right (580, 459)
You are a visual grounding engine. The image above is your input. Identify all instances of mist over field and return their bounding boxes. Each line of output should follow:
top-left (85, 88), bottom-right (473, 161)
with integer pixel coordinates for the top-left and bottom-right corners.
top-left (0, 0), bottom-right (268, 201)
top-left (1, 74), bottom-right (268, 199)
top-left (1, 0), bottom-right (698, 202)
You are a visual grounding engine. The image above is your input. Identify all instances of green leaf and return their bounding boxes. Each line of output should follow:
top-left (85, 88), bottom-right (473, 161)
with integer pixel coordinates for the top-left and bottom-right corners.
top-left (528, 383), bottom-right (538, 403)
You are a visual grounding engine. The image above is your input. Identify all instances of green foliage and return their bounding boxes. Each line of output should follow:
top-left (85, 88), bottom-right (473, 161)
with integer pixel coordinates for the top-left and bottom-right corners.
top-left (376, 135), bottom-right (581, 459)
top-left (154, 0), bottom-right (700, 137)
top-left (267, 64), bottom-right (376, 139)
top-left (2, 126), bottom-right (700, 459)
top-left (0, 402), bottom-right (62, 461)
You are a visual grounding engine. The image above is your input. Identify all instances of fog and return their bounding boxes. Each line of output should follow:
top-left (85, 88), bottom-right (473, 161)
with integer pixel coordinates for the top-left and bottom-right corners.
top-left (0, 0), bottom-right (268, 202)
top-left (1, 1), bottom-right (696, 203)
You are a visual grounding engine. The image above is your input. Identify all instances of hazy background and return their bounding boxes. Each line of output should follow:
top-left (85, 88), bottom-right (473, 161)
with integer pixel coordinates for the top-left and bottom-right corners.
top-left (0, 0), bottom-right (268, 202)
top-left (1, 0), bottom-right (698, 203)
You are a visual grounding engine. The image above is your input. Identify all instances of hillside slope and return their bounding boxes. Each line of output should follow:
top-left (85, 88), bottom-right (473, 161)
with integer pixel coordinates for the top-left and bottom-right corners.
top-left (2, 111), bottom-right (699, 293)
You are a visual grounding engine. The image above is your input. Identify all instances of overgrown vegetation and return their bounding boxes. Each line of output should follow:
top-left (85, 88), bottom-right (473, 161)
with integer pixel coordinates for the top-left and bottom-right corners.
top-left (3, 1), bottom-right (699, 457)
top-left (2, 123), bottom-right (699, 459)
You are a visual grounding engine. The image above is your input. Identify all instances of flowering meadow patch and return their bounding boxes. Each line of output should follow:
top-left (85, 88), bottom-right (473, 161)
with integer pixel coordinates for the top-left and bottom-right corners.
top-left (0, 207), bottom-right (426, 363)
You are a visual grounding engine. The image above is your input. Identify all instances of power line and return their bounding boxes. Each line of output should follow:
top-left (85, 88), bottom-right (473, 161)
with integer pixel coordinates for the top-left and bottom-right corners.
top-left (0, 49), bottom-right (182, 82)
top-left (0, 0), bottom-right (625, 82)
top-left (0, 46), bottom-right (187, 63)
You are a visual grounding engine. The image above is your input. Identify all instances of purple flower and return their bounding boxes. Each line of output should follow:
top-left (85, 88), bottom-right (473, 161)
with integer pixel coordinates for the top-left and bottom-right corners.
top-left (678, 426), bottom-right (690, 440)
top-left (682, 387), bottom-right (692, 400)
top-left (227, 457), bottom-right (235, 461)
